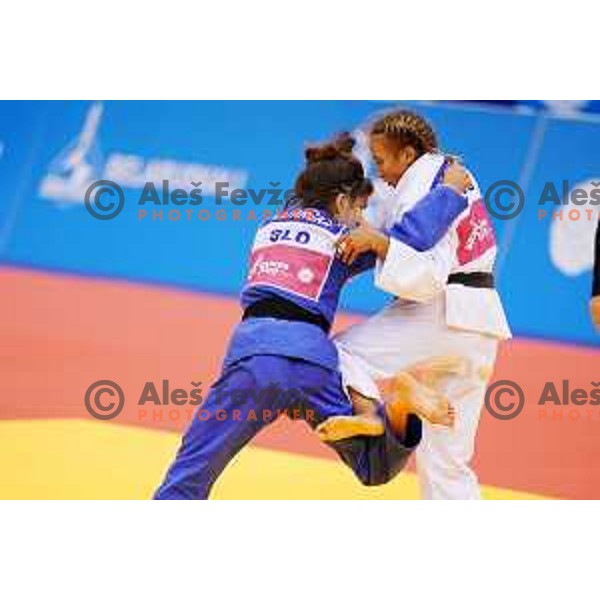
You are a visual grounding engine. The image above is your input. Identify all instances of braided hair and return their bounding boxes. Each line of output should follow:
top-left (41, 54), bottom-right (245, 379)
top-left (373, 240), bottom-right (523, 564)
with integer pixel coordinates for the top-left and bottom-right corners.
top-left (370, 110), bottom-right (438, 157)
top-left (294, 133), bottom-right (373, 212)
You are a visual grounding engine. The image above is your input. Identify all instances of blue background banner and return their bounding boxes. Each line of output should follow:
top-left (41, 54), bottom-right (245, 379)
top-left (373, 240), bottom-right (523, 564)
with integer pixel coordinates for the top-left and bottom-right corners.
top-left (0, 100), bottom-right (598, 346)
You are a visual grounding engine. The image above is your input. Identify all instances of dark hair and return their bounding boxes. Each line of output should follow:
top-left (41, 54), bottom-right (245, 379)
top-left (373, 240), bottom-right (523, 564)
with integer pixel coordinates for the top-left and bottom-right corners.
top-left (370, 110), bottom-right (438, 157)
top-left (294, 133), bottom-right (373, 212)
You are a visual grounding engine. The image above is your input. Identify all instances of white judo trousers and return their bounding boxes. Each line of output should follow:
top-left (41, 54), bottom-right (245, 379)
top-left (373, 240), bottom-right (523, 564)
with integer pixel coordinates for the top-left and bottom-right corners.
top-left (334, 152), bottom-right (510, 500)
top-left (334, 296), bottom-right (498, 500)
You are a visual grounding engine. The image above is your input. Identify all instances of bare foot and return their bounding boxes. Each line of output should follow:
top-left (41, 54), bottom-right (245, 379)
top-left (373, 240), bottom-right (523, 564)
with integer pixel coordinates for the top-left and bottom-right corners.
top-left (316, 414), bottom-right (385, 442)
top-left (390, 372), bottom-right (455, 427)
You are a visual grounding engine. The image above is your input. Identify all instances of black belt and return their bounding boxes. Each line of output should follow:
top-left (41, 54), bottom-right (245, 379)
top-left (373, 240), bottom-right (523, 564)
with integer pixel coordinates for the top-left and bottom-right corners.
top-left (242, 298), bottom-right (331, 333)
top-left (447, 272), bottom-right (495, 288)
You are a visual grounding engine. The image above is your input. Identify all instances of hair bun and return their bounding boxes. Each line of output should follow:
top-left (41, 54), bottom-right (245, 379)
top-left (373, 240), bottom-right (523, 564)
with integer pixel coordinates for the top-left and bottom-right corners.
top-left (305, 132), bottom-right (356, 164)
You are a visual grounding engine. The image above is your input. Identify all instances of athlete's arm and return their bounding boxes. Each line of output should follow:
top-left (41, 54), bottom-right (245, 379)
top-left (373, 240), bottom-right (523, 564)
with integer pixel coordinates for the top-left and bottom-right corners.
top-left (375, 166), bottom-right (474, 302)
top-left (336, 184), bottom-right (467, 264)
top-left (337, 184), bottom-right (470, 304)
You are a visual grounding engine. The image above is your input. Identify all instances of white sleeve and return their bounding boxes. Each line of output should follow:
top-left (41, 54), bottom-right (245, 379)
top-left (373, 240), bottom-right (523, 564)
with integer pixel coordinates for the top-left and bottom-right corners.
top-left (375, 232), bottom-right (456, 302)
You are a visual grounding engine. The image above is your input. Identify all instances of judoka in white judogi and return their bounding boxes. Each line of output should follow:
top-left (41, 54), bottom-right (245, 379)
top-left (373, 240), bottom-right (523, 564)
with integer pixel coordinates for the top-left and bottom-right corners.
top-left (334, 152), bottom-right (511, 499)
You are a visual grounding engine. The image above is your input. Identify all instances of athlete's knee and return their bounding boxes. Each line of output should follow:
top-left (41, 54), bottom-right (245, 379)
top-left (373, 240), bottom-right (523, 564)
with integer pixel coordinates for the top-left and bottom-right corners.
top-left (355, 455), bottom-right (409, 487)
top-left (355, 469), bottom-right (393, 487)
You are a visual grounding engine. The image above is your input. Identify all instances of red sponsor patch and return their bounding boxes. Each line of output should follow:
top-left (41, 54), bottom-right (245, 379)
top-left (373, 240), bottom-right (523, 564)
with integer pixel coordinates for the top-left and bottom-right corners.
top-left (456, 199), bottom-right (496, 265)
top-left (246, 244), bottom-right (331, 300)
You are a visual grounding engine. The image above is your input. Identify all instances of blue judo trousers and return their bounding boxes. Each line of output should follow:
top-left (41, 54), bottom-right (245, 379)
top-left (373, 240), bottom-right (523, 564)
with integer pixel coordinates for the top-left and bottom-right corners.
top-left (154, 337), bottom-right (421, 500)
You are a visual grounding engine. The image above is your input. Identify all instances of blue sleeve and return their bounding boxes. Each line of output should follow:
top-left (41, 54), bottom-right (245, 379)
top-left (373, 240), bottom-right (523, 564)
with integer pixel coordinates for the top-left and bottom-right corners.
top-left (387, 186), bottom-right (468, 251)
top-left (348, 251), bottom-right (377, 277)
